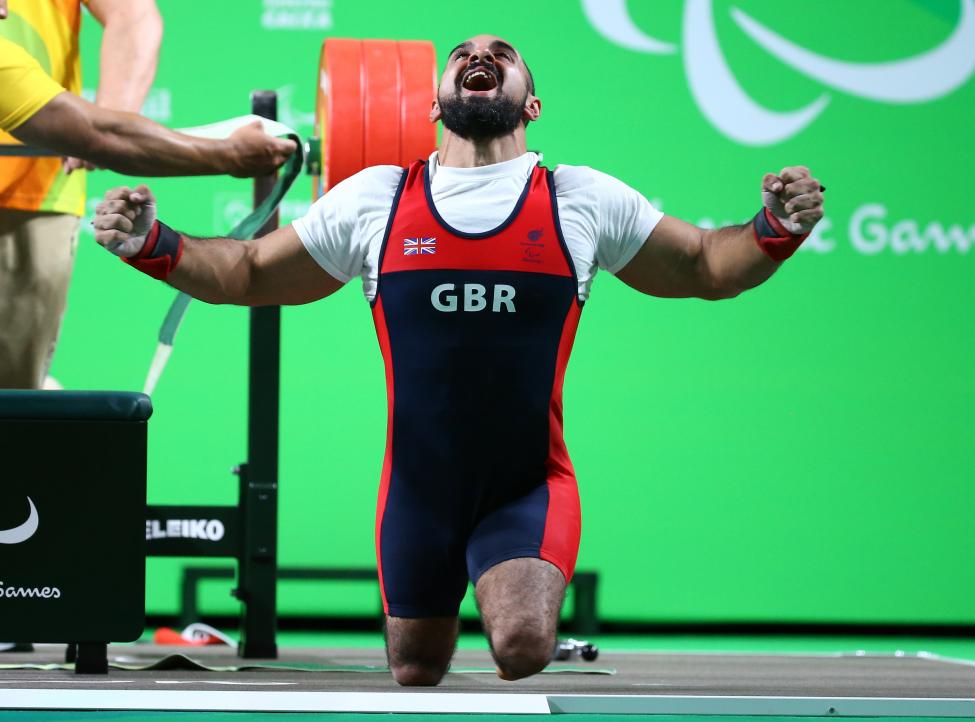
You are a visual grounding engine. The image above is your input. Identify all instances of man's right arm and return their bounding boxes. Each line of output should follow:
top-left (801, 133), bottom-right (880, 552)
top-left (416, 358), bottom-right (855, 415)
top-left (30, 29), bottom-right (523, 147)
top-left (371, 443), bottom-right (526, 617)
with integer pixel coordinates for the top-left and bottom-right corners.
top-left (11, 92), bottom-right (295, 178)
top-left (94, 185), bottom-right (342, 306)
top-left (169, 228), bottom-right (343, 306)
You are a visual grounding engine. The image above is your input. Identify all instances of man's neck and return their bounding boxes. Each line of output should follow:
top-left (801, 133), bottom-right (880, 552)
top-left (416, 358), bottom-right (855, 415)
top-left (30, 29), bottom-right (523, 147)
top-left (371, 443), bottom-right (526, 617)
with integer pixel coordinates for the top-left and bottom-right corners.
top-left (436, 128), bottom-right (528, 168)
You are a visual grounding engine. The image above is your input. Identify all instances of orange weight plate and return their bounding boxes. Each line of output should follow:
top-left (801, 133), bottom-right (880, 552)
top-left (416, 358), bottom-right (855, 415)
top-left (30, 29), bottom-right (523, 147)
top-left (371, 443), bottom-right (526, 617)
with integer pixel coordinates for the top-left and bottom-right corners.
top-left (315, 38), bottom-right (364, 195)
top-left (313, 42), bottom-right (327, 198)
top-left (313, 39), bottom-right (331, 197)
top-left (397, 40), bottom-right (438, 166)
top-left (362, 39), bottom-right (402, 169)
top-left (313, 38), bottom-right (438, 199)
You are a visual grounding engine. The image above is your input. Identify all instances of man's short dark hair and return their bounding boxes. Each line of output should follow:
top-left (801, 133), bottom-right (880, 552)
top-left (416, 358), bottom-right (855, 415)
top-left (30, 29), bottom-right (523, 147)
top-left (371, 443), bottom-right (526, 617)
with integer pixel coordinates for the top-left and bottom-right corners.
top-left (520, 60), bottom-right (535, 127)
top-left (523, 58), bottom-right (535, 95)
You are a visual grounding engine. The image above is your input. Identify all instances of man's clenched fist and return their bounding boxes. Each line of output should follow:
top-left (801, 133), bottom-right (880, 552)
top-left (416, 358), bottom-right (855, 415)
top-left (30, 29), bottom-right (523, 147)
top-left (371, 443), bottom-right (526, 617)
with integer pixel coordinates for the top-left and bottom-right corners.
top-left (93, 185), bottom-right (157, 257)
top-left (762, 166), bottom-right (825, 235)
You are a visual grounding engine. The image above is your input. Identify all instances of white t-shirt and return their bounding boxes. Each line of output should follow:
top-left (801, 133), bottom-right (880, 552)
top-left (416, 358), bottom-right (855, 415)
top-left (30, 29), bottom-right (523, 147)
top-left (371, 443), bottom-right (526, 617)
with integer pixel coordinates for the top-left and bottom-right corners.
top-left (293, 151), bottom-right (663, 302)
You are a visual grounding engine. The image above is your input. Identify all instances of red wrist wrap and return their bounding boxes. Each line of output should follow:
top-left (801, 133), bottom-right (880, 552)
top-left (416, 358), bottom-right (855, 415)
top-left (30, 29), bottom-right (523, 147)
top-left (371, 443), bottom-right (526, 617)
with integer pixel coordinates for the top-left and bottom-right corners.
top-left (753, 207), bottom-right (809, 261)
top-left (123, 220), bottom-right (184, 280)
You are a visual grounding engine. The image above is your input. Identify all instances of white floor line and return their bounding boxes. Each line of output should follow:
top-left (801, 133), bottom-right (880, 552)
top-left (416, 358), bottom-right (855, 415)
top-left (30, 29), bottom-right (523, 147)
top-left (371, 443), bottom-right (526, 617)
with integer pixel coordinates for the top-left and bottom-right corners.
top-left (0, 689), bottom-right (551, 714)
top-left (153, 680), bottom-right (297, 686)
top-left (3, 688), bottom-right (975, 716)
top-left (601, 648), bottom-right (897, 658)
top-left (0, 679), bottom-right (136, 684)
top-left (917, 651), bottom-right (975, 667)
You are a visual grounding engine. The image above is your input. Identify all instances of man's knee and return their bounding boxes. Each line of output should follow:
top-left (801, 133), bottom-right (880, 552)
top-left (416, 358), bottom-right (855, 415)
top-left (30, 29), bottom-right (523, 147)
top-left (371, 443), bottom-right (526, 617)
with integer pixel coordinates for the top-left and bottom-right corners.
top-left (384, 614), bottom-right (458, 686)
top-left (390, 661), bottom-right (449, 686)
top-left (491, 626), bottom-right (554, 680)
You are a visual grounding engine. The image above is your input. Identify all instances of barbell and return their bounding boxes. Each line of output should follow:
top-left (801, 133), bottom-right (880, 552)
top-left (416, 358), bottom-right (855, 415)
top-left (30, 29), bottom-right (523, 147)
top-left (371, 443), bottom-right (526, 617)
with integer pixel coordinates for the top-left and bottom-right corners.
top-left (0, 38), bottom-right (440, 200)
top-left (311, 38), bottom-right (438, 197)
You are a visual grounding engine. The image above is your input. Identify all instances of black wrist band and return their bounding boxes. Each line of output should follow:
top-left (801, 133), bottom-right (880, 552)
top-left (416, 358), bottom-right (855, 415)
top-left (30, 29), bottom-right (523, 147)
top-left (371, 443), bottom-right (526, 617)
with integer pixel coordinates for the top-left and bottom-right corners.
top-left (124, 220), bottom-right (185, 280)
top-left (142, 220), bottom-right (182, 264)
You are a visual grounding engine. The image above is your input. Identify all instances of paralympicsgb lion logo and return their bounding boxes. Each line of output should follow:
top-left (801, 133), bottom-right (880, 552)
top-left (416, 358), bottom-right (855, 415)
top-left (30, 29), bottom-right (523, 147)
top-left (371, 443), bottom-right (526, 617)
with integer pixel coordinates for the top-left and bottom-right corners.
top-left (582, 0), bottom-right (975, 145)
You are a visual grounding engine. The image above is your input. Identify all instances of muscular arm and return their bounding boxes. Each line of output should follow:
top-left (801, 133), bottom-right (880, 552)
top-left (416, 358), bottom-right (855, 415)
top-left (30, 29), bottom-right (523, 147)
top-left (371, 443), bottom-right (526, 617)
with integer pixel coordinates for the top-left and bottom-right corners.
top-left (87, 0), bottom-right (163, 113)
top-left (616, 216), bottom-right (777, 300)
top-left (10, 92), bottom-right (294, 177)
top-left (168, 227), bottom-right (343, 306)
top-left (616, 166), bottom-right (824, 299)
top-left (94, 186), bottom-right (342, 306)
top-left (60, 0), bottom-right (163, 172)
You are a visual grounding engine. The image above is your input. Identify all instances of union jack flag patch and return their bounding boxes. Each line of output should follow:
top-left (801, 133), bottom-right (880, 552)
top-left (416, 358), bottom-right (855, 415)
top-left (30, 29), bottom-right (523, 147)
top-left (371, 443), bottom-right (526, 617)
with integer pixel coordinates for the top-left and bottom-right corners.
top-left (403, 237), bottom-right (437, 255)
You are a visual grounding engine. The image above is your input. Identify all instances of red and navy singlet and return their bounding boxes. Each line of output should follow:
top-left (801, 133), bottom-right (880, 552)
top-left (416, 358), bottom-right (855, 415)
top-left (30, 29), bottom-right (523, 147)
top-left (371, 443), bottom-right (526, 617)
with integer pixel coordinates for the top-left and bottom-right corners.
top-left (371, 159), bottom-right (582, 618)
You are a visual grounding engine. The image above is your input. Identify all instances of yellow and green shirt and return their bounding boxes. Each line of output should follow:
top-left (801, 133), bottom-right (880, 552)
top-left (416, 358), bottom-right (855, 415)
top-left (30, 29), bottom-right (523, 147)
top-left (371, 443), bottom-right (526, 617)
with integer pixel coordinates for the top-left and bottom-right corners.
top-left (0, 0), bottom-right (86, 216)
top-left (0, 37), bottom-right (64, 131)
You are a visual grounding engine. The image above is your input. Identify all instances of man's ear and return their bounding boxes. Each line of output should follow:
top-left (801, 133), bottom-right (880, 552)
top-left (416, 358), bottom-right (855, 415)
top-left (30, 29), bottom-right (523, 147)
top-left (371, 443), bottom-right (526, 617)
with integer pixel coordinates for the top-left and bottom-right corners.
top-left (429, 99), bottom-right (442, 123)
top-left (523, 95), bottom-right (541, 124)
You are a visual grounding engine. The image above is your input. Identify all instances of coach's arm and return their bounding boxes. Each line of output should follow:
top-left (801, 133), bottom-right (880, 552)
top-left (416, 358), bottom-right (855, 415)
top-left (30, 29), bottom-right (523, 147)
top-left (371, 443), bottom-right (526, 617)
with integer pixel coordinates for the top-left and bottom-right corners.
top-left (61, 0), bottom-right (164, 174)
top-left (616, 166), bottom-right (824, 299)
top-left (11, 92), bottom-right (295, 178)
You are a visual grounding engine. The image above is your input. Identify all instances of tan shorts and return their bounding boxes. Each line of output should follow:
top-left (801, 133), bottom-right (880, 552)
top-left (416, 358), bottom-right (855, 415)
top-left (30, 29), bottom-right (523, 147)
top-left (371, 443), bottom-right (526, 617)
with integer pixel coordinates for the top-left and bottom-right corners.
top-left (0, 209), bottom-right (80, 389)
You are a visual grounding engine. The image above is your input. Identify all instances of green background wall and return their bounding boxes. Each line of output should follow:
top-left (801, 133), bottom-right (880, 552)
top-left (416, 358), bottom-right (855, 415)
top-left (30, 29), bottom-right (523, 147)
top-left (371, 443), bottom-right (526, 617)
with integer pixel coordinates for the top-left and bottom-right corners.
top-left (55, 0), bottom-right (974, 623)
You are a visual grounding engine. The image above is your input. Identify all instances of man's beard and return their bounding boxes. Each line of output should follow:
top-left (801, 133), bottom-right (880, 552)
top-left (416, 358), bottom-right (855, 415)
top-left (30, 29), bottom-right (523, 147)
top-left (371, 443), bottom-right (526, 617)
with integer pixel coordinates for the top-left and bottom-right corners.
top-left (438, 90), bottom-right (526, 142)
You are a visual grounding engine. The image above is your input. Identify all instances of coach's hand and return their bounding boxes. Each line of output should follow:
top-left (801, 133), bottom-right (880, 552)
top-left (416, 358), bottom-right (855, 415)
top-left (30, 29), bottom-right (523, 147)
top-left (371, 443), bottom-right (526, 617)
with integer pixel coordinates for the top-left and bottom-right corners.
top-left (762, 166), bottom-right (824, 235)
top-left (93, 185), bottom-right (157, 258)
top-left (224, 121), bottom-right (297, 178)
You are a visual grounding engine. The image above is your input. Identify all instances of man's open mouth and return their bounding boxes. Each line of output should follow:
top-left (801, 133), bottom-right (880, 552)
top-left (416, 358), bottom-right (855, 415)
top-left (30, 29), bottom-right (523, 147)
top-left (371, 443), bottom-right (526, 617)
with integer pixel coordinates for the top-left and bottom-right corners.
top-left (461, 66), bottom-right (499, 91)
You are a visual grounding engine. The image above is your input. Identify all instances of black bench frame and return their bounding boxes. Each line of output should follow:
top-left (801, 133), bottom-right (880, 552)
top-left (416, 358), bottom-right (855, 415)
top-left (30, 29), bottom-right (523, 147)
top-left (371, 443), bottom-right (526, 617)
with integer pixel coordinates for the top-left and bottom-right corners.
top-left (144, 91), bottom-right (281, 658)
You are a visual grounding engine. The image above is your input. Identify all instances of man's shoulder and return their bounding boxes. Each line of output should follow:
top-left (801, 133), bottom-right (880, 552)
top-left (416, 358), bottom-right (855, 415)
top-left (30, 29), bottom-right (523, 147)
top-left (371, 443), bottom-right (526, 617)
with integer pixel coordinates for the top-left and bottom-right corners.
top-left (337, 164), bottom-right (405, 193)
top-left (551, 163), bottom-right (625, 190)
top-left (312, 164), bottom-right (406, 215)
top-left (551, 163), bottom-right (634, 202)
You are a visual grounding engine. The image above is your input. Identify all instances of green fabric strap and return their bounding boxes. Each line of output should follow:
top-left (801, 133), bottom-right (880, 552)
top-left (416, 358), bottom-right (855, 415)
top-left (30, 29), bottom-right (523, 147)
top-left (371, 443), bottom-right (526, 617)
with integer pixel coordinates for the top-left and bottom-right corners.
top-left (157, 135), bottom-right (302, 347)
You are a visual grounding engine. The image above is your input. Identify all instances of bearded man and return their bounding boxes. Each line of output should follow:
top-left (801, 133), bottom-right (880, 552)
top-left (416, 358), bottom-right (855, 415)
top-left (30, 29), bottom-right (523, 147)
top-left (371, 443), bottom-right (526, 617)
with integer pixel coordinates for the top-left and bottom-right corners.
top-left (92, 34), bottom-right (825, 685)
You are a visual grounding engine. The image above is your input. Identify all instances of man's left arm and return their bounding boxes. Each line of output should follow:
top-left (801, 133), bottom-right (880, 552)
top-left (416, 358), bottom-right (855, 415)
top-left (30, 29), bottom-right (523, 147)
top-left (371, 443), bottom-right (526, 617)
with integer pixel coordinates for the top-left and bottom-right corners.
top-left (616, 166), bottom-right (824, 300)
top-left (64, 0), bottom-right (163, 173)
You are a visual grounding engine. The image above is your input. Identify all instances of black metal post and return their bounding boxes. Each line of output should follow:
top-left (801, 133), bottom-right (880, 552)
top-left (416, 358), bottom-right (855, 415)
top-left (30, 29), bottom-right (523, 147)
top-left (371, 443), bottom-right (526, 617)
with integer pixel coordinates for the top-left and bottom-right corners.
top-left (238, 90), bottom-right (281, 658)
top-left (74, 643), bottom-right (108, 675)
top-left (572, 572), bottom-right (600, 635)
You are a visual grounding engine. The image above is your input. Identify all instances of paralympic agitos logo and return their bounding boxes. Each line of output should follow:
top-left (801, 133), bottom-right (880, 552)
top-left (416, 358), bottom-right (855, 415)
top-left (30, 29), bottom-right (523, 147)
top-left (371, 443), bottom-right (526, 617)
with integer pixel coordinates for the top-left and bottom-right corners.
top-left (0, 497), bottom-right (39, 545)
top-left (582, 0), bottom-right (975, 145)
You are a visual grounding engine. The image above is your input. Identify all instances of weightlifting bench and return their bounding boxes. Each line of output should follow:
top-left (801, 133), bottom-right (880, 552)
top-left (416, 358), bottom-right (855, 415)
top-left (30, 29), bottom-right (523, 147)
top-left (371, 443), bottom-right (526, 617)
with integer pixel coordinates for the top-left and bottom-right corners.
top-left (0, 390), bottom-right (150, 674)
